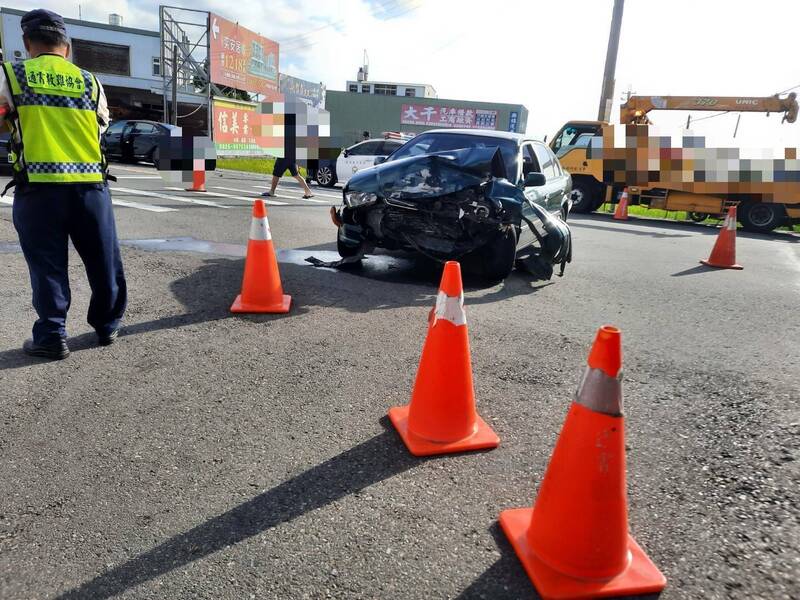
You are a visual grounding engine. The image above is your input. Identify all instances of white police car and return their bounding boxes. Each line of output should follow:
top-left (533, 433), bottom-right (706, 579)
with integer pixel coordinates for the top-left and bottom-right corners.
top-left (313, 138), bottom-right (405, 188)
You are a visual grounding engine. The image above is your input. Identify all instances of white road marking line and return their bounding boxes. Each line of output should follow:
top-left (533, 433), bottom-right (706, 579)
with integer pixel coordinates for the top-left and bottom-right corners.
top-left (207, 186), bottom-right (287, 205)
top-left (251, 184), bottom-right (341, 200)
top-left (110, 165), bottom-right (157, 174)
top-left (115, 175), bottom-right (162, 180)
top-left (0, 197), bottom-right (12, 205)
top-left (113, 186), bottom-right (230, 209)
top-left (112, 198), bottom-right (177, 212)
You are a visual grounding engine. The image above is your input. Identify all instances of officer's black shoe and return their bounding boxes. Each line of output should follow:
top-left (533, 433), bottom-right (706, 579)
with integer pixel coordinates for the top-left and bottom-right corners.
top-left (97, 328), bottom-right (119, 347)
top-left (23, 338), bottom-right (70, 360)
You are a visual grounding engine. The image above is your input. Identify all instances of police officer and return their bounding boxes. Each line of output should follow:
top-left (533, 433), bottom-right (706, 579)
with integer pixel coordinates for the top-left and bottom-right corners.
top-left (1, 9), bottom-right (126, 360)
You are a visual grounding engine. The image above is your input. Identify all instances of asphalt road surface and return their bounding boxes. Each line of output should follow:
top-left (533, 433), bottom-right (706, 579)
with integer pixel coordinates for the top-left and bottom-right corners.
top-left (1, 164), bottom-right (798, 600)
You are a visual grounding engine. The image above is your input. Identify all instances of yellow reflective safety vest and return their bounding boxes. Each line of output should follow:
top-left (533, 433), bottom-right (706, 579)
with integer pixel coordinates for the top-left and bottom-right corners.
top-left (2, 54), bottom-right (105, 184)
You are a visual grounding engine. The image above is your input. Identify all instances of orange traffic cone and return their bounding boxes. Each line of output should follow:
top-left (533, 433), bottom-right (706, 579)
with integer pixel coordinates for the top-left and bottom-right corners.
top-left (700, 206), bottom-right (742, 270)
top-left (388, 261), bottom-right (499, 456)
top-left (499, 326), bottom-right (666, 600)
top-left (613, 188), bottom-right (629, 220)
top-left (230, 199), bottom-right (291, 314)
top-left (186, 169), bottom-right (207, 192)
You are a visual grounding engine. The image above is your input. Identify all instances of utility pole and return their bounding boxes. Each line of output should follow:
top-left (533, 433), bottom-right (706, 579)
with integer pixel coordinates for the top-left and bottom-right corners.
top-left (171, 44), bottom-right (178, 125)
top-left (597, 0), bottom-right (624, 122)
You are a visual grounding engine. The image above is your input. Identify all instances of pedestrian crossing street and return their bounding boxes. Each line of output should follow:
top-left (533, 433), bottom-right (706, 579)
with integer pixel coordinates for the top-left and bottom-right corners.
top-left (0, 166), bottom-right (344, 212)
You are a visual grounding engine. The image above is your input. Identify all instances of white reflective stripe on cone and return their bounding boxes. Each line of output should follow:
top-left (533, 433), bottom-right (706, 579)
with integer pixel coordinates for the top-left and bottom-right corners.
top-left (574, 367), bottom-right (623, 416)
top-left (249, 216), bottom-right (272, 241)
top-left (432, 291), bottom-right (466, 327)
top-left (726, 212), bottom-right (737, 231)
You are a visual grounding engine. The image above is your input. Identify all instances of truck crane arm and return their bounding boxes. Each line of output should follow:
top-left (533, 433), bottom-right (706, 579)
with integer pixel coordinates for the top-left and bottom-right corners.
top-left (620, 93), bottom-right (798, 124)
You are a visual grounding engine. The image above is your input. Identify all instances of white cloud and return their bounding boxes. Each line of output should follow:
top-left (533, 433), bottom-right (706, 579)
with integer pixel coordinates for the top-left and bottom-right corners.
top-left (12, 0), bottom-right (800, 146)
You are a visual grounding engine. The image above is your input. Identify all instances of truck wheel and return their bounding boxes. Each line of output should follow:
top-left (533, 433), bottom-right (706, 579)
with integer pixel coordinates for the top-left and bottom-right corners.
top-left (739, 203), bottom-right (784, 233)
top-left (316, 165), bottom-right (337, 188)
top-left (480, 228), bottom-right (517, 281)
top-left (688, 212), bottom-right (709, 222)
top-left (570, 180), bottom-right (599, 213)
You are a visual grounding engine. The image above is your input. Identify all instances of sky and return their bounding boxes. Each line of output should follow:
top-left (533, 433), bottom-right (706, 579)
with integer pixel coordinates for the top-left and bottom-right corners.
top-left (6, 0), bottom-right (800, 150)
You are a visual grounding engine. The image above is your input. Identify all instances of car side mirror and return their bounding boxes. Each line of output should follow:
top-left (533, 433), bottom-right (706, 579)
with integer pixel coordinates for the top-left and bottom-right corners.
top-left (524, 172), bottom-right (546, 187)
top-left (374, 156), bottom-right (386, 165)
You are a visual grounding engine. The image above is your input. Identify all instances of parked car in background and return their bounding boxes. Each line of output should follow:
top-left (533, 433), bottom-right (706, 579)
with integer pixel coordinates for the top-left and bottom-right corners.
top-left (311, 138), bottom-right (405, 188)
top-left (0, 131), bottom-right (11, 171)
top-left (332, 129), bottom-right (573, 281)
top-left (103, 120), bottom-right (178, 165)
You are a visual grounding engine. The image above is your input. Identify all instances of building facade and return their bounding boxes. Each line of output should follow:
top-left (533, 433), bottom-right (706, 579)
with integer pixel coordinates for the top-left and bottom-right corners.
top-left (345, 79), bottom-right (436, 99)
top-left (326, 90), bottom-right (528, 147)
top-left (0, 7), bottom-right (205, 128)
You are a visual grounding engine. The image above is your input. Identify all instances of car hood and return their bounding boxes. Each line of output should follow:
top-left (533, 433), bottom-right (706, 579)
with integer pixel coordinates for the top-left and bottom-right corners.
top-left (344, 146), bottom-right (512, 200)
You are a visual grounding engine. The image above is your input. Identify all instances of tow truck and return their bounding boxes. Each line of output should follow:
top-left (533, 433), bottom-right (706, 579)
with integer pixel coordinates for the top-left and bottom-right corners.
top-left (551, 93), bottom-right (800, 232)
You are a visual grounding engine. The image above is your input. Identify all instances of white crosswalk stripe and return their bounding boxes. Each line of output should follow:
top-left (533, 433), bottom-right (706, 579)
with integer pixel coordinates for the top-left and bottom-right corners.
top-left (113, 186), bottom-right (230, 209)
top-left (0, 197), bottom-right (12, 205)
top-left (112, 198), bottom-right (177, 212)
top-left (251, 184), bottom-right (341, 202)
top-left (207, 186), bottom-right (287, 205)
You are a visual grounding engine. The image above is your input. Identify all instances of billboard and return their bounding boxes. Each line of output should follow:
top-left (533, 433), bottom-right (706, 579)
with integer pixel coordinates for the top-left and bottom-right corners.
top-left (209, 13), bottom-right (281, 100)
top-left (212, 98), bottom-right (261, 155)
top-left (400, 104), bottom-right (498, 130)
top-left (279, 74), bottom-right (326, 109)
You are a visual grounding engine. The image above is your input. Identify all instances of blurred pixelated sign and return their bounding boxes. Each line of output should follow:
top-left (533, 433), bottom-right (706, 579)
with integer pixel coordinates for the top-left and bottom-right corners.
top-left (279, 74), bottom-right (325, 109)
top-left (209, 13), bottom-right (281, 100)
top-left (400, 104), bottom-right (498, 130)
top-left (213, 97), bottom-right (262, 155)
top-left (508, 111), bottom-right (519, 132)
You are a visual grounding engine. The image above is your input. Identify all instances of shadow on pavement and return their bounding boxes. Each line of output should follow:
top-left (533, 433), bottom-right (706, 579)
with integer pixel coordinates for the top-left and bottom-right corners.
top-left (568, 220), bottom-right (693, 239)
top-left (455, 523), bottom-right (663, 600)
top-left (56, 425), bottom-right (423, 599)
top-left (454, 522), bottom-right (540, 600)
top-left (572, 212), bottom-right (799, 243)
top-left (0, 256), bottom-right (244, 370)
top-left (671, 264), bottom-right (718, 277)
top-left (0, 242), bottom-right (555, 369)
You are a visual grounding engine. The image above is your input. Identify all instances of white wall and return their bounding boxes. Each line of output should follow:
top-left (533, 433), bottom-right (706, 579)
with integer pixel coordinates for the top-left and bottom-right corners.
top-left (0, 10), bottom-right (198, 104)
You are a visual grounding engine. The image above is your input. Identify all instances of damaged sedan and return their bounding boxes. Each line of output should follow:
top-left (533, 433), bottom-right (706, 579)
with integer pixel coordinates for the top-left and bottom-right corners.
top-left (325, 130), bottom-right (573, 281)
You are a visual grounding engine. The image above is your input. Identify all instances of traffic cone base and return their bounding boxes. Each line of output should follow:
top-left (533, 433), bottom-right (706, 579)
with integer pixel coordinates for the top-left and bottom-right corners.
top-left (499, 507), bottom-right (666, 600)
top-left (388, 404), bottom-right (499, 457)
top-left (230, 293), bottom-right (291, 314)
top-left (700, 258), bottom-right (742, 270)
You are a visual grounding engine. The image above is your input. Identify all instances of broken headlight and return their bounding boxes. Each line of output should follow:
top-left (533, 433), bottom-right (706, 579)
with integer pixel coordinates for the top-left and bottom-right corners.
top-left (345, 191), bottom-right (379, 208)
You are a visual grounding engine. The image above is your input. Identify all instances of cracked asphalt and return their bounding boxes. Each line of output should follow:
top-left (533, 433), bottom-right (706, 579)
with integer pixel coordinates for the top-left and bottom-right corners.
top-left (1, 165), bottom-right (798, 599)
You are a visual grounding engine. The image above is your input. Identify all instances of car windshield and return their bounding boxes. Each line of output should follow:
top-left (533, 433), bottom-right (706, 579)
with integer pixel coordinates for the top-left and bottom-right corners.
top-left (389, 133), bottom-right (518, 180)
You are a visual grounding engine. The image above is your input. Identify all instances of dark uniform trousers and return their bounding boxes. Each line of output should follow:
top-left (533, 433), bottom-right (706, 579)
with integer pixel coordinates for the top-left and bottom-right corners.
top-left (12, 182), bottom-right (127, 344)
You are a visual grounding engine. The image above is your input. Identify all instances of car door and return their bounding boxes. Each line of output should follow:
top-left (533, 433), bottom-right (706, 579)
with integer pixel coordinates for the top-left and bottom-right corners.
top-left (103, 121), bottom-right (126, 156)
top-left (518, 143), bottom-right (546, 249)
top-left (120, 122), bottom-right (136, 161)
top-left (131, 122), bottom-right (158, 158)
top-left (338, 141), bottom-right (383, 184)
top-left (532, 143), bottom-right (562, 214)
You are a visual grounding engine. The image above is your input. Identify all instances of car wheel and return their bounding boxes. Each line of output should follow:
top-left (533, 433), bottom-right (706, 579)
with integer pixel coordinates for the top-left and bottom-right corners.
top-left (149, 147), bottom-right (160, 169)
top-left (316, 165), bottom-right (337, 188)
top-left (570, 180), bottom-right (599, 213)
top-left (337, 231), bottom-right (363, 259)
top-left (480, 228), bottom-right (517, 281)
top-left (738, 202), bottom-right (783, 233)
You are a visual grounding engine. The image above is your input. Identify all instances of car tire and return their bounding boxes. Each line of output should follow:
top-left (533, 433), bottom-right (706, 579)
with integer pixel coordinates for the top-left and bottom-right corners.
top-left (316, 165), bottom-right (337, 188)
top-left (337, 232), bottom-right (363, 259)
top-left (480, 227), bottom-right (517, 281)
top-left (570, 179), bottom-right (600, 213)
top-left (149, 147), bottom-right (160, 169)
top-left (738, 202), bottom-right (784, 233)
